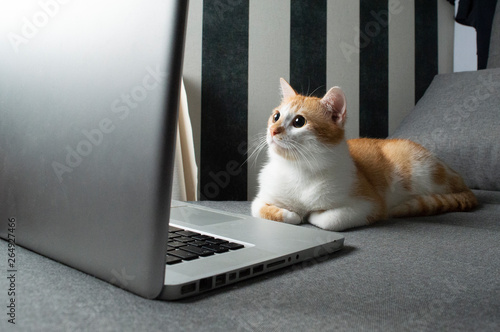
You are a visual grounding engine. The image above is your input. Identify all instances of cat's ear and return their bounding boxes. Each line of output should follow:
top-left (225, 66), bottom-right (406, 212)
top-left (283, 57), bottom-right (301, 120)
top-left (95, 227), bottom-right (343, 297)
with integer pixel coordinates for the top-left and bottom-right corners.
top-left (280, 78), bottom-right (297, 100)
top-left (321, 86), bottom-right (347, 126)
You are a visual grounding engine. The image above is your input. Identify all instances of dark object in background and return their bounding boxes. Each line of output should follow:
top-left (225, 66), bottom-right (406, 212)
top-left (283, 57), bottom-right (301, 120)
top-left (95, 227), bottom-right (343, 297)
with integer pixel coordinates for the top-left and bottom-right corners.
top-left (455, 0), bottom-right (499, 69)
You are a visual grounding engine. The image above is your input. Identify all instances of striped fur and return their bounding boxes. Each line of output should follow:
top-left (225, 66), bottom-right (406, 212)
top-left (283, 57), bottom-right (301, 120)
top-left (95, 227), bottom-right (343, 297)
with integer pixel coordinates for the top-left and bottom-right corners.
top-left (251, 79), bottom-right (477, 231)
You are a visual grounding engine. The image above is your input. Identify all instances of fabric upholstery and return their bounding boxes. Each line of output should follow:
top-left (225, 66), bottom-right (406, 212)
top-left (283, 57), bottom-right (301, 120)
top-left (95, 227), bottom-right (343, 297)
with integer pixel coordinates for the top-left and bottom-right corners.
top-left (391, 68), bottom-right (500, 191)
top-left (488, 0), bottom-right (500, 68)
top-left (1, 195), bottom-right (499, 331)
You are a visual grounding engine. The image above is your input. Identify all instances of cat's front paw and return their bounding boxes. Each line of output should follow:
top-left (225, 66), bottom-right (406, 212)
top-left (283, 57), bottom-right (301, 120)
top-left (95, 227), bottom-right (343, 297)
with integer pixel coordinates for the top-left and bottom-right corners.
top-left (282, 209), bottom-right (302, 225)
top-left (252, 199), bottom-right (302, 224)
top-left (309, 210), bottom-right (347, 231)
top-left (308, 208), bottom-right (368, 231)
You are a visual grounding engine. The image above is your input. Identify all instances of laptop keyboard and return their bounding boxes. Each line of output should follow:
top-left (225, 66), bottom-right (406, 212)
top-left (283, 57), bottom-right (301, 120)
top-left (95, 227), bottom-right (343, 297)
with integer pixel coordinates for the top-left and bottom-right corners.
top-left (166, 225), bottom-right (244, 265)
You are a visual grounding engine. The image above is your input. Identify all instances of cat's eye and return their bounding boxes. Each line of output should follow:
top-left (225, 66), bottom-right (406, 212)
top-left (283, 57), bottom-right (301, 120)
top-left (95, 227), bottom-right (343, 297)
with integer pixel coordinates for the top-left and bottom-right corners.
top-left (273, 111), bottom-right (280, 123)
top-left (293, 115), bottom-right (306, 128)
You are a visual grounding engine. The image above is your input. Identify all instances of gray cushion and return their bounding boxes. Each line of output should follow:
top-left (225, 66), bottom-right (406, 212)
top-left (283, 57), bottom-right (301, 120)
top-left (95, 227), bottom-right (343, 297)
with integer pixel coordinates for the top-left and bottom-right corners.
top-left (391, 68), bottom-right (500, 191)
top-left (488, 1), bottom-right (500, 68)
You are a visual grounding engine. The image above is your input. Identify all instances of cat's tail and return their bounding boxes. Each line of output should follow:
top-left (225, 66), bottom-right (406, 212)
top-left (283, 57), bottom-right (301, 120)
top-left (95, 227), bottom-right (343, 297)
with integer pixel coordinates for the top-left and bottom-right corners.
top-left (389, 190), bottom-right (478, 218)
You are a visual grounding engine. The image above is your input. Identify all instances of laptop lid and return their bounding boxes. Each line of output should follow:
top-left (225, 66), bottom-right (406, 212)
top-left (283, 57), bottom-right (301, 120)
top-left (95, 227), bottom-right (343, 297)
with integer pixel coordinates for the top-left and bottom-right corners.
top-left (0, 0), bottom-right (188, 298)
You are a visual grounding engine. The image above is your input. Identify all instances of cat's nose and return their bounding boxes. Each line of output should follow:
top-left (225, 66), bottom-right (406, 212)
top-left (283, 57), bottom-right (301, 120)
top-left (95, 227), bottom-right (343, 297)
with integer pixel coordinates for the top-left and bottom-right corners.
top-left (271, 126), bottom-right (284, 137)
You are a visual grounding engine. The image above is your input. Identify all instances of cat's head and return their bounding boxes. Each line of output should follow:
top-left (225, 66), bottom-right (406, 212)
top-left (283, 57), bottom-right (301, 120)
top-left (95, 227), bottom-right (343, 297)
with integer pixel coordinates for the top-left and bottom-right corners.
top-left (266, 78), bottom-right (347, 161)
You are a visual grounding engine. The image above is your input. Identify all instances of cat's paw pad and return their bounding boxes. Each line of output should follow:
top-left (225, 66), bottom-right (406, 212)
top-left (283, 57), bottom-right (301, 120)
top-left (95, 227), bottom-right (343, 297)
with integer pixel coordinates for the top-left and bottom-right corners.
top-left (282, 210), bottom-right (302, 225)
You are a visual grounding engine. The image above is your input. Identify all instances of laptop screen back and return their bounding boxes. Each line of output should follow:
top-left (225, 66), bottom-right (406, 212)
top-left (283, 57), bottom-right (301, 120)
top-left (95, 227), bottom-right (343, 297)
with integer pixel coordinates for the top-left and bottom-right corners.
top-left (0, 0), bottom-right (188, 298)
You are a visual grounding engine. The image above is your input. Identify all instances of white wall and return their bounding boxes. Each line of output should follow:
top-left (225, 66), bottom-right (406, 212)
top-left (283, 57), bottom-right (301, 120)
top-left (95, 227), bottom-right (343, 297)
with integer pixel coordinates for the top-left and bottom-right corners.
top-left (453, 0), bottom-right (478, 72)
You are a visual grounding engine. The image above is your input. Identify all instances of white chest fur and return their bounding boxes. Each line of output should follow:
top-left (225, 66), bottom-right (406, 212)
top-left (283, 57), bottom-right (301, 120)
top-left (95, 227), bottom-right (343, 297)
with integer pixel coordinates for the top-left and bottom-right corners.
top-left (256, 142), bottom-right (356, 217)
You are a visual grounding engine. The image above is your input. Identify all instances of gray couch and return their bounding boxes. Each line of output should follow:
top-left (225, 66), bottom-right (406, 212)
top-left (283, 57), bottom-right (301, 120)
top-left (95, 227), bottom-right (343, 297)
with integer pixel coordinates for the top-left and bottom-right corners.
top-left (1, 75), bottom-right (499, 332)
top-left (2, 8), bottom-right (500, 332)
top-left (0, 192), bottom-right (499, 331)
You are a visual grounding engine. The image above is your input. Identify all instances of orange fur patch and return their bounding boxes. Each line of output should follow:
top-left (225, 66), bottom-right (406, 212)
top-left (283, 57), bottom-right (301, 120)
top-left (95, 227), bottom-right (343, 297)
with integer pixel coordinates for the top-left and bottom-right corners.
top-left (382, 139), bottom-right (421, 192)
top-left (432, 162), bottom-right (447, 186)
top-left (448, 172), bottom-right (469, 193)
top-left (390, 191), bottom-right (478, 218)
top-left (347, 138), bottom-right (477, 221)
top-left (259, 204), bottom-right (284, 222)
top-left (348, 139), bottom-right (393, 194)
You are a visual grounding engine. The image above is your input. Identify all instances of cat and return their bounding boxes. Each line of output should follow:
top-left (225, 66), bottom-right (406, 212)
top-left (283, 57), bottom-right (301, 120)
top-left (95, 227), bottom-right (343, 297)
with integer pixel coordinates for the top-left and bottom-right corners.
top-left (251, 78), bottom-right (478, 231)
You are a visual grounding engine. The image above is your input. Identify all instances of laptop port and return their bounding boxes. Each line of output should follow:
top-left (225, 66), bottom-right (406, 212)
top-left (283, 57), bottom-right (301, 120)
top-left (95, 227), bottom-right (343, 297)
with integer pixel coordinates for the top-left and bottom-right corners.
top-left (228, 272), bottom-right (237, 281)
top-left (267, 259), bottom-right (285, 268)
top-left (253, 264), bottom-right (264, 274)
top-left (215, 274), bottom-right (226, 287)
top-left (181, 283), bottom-right (196, 295)
top-left (239, 268), bottom-right (251, 278)
top-left (199, 277), bottom-right (212, 292)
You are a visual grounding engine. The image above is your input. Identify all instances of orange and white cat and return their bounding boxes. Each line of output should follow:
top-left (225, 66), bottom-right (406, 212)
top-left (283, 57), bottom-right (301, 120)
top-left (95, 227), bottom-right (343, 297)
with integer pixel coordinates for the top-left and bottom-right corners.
top-left (251, 78), bottom-right (478, 231)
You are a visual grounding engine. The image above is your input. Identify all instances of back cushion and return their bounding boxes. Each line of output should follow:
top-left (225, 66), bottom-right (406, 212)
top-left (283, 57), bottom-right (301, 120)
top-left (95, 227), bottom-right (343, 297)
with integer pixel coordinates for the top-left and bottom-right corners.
top-left (488, 1), bottom-right (500, 68)
top-left (391, 68), bottom-right (500, 191)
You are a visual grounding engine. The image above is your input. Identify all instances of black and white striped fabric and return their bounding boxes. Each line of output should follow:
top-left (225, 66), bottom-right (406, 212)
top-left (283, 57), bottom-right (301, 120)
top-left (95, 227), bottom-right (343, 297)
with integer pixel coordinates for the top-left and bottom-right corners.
top-left (182, 0), bottom-right (455, 200)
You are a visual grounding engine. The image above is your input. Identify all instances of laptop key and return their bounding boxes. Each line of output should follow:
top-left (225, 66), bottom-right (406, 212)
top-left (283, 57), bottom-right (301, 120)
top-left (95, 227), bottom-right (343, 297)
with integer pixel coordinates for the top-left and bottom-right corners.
top-left (220, 242), bottom-right (244, 250)
top-left (169, 249), bottom-right (199, 261)
top-left (182, 245), bottom-right (215, 257)
top-left (176, 230), bottom-right (200, 237)
top-left (202, 244), bottom-right (229, 253)
top-left (166, 255), bottom-right (182, 265)
top-left (176, 236), bottom-right (195, 243)
top-left (169, 225), bottom-right (183, 232)
top-left (188, 240), bottom-right (208, 247)
top-left (191, 234), bottom-right (213, 241)
top-left (168, 232), bottom-right (181, 239)
top-left (168, 241), bottom-right (188, 248)
top-left (205, 238), bottom-right (228, 245)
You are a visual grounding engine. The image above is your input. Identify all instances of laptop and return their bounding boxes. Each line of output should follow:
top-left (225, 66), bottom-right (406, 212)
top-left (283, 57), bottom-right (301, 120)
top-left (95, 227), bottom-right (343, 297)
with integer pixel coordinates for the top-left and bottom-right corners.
top-left (0, 0), bottom-right (344, 300)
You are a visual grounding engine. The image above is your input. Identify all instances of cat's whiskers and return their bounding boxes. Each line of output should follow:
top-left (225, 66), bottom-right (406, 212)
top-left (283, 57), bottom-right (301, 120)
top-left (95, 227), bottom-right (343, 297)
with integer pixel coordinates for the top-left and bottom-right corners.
top-left (244, 133), bottom-right (268, 167)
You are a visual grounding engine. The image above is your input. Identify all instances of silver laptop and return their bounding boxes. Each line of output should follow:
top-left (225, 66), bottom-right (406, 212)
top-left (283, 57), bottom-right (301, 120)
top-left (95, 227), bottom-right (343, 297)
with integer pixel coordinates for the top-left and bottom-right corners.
top-left (0, 0), bottom-right (344, 300)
